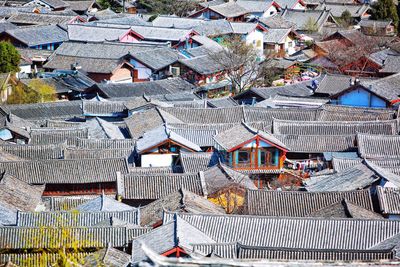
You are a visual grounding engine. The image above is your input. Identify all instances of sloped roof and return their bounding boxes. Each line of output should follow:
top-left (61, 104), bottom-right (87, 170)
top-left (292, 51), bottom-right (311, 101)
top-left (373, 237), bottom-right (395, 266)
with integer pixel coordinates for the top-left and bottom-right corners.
top-left (332, 157), bottom-right (363, 172)
top-left (140, 189), bottom-right (225, 227)
top-left (179, 54), bottom-right (225, 75)
top-left (358, 134), bottom-right (400, 159)
top-left (317, 104), bottom-right (394, 121)
top-left (159, 106), bottom-right (245, 124)
top-left (273, 118), bottom-right (398, 136)
top-left (214, 123), bottom-right (288, 152)
top-left (119, 173), bottom-right (204, 200)
top-left (236, 0), bottom-right (277, 13)
top-left (136, 125), bottom-right (202, 153)
top-left (305, 163), bottom-right (379, 191)
top-left (377, 186), bottom-right (400, 215)
top-left (319, 3), bottom-right (370, 17)
top-left (6, 100), bottom-right (83, 121)
top-left (180, 151), bottom-right (221, 173)
top-left (131, 47), bottom-right (180, 71)
top-left (29, 127), bottom-right (88, 145)
top-left (358, 72), bottom-right (400, 102)
top-left (246, 189), bottom-right (374, 217)
top-left (0, 158), bottom-right (128, 184)
top-left (0, 225), bottom-right (134, 249)
top-left (315, 73), bottom-right (378, 96)
top-left (5, 24), bottom-right (68, 46)
top-left (94, 78), bottom-right (195, 98)
top-left (0, 142), bottom-right (64, 160)
top-left (203, 164), bottom-right (257, 195)
top-left (367, 158), bottom-right (400, 176)
top-left (207, 2), bottom-right (249, 18)
top-left (0, 172), bottom-right (44, 212)
top-left (17, 209), bottom-right (139, 227)
top-left (281, 8), bottom-right (335, 31)
top-left (82, 247), bottom-right (131, 267)
top-left (75, 194), bottom-right (135, 212)
top-left (264, 28), bottom-right (293, 43)
top-left (67, 23), bottom-right (129, 42)
top-left (166, 212), bottom-right (400, 249)
top-left (132, 216), bottom-right (215, 263)
top-left (7, 12), bottom-right (81, 25)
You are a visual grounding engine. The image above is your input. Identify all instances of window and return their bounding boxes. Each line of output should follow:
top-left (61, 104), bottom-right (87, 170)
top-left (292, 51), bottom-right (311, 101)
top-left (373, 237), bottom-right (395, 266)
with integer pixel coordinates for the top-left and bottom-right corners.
top-left (260, 151), bottom-right (267, 165)
top-left (171, 67), bottom-right (180, 76)
top-left (238, 151), bottom-right (250, 163)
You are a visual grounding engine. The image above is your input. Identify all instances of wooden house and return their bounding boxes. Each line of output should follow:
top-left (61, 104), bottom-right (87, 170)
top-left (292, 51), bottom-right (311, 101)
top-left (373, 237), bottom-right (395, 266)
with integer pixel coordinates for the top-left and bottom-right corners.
top-left (176, 54), bottom-right (227, 88)
top-left (214, 123), bottom-right (289, 187)
top-left (136, 125), bottom-right (202, 168)
top-left (235, 0), bottom-right (281, 18)
top-left (359, 20), bottom-right (395, 37)
top-left (329, 73), bottom-right (400, 108)
top-left (0, 24), bottom-right (68, 50)
top-left (190, 2), bottom-right (249, 22)
top-left (23, 0), bottom-right (70, 11)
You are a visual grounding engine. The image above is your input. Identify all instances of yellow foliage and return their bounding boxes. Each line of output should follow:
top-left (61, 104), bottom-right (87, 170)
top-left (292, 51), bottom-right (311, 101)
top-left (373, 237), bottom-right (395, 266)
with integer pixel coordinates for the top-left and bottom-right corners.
top-left (208, 192), bottom-right (245, 214)
top-left (28, 79), bottom-right (57, 102)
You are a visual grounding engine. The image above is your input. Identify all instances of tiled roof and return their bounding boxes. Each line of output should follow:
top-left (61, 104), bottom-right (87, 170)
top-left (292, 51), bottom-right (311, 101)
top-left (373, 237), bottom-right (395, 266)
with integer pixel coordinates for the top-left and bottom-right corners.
top-left (17, 209), bottom-right (139, 227)
top-left (179, 152), bottom-right (222, 173)
top-left (94, 77), bottom-right (195, 98)
top-left (214, 123), bottom-right (288, 151)
top-left (131, 217), bottom-right (216, 263)
top-left (75, 137), bottom-right (135, 149)
top-left (64, 147), bottom-right (133, 160)
top-left (332, 157), bottom-right (363, 172)
top-left (166, 213), bottom-right (400, 249)
top-left (246, 189), bottom-right (374, 217)
top-left (207, 2), bottom-right (249, 18)
top-left (367, 158), bottom-right (400, 176)
top-left (5, 24), bottom-right (68, 46)
top-left (304, 163), bottom-right (379, 191)
top-left (119, 173), bottom-right (204, 200)
top-left (192, 242), bottom-right (395, 261)
top-left (0, 142), bottom-right (65, 160)
top-left (42, 195), bottom-right (99, 211)
top-left (358, 134), bottom-right (400, 159)
top-left (0, 226), bottom-right (132, 249)
top-left (0, 173), bottom-right (44, 212)
top-left (275, 134), bottom-right (356, 153)
top-left (124, 109), bottom-right (164, 139)
top-left (317, 104), bottom-right (394, 121)
top-left (82, 247), bottom-right (131, 267)
top-left (159, 106), bottom-right (245, 124)
top-left (0, 158), bottom-right (129, 184)
top-left (273, 119), bottom-right (398, 136)
top-left (136, 125), bottom-right (202, 153)
top-left (75, 194), bottom-right (136, 212)
top-left (139, 189), bottom-right (225, 227)
top-left (7, 12), bottom-right (80, 25)
top-left (29, 127), bottom-right (89, 145)
top-left (6, 100), bottom-right (83, 121)
top-left (377, 186), bottom-right (400, 215)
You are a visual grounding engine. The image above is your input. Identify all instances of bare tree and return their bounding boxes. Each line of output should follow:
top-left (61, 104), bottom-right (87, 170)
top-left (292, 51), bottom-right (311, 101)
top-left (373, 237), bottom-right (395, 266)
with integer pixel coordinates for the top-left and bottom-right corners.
top-left (208, 36), bottom-right (276, 95)
top-left (316, 33), bottom-right (381, 75)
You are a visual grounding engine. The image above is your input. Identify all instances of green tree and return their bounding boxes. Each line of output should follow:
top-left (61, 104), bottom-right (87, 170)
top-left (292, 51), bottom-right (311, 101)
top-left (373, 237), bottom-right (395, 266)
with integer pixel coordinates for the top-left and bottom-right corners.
top-left (339, 10), bottom-right (352, 28)
top-left (371, 0), bottom-right (399, 28)
top-left (0, 41), bottom-right (20, 73)
top-left (304, 17), bottom-right (318, 33)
